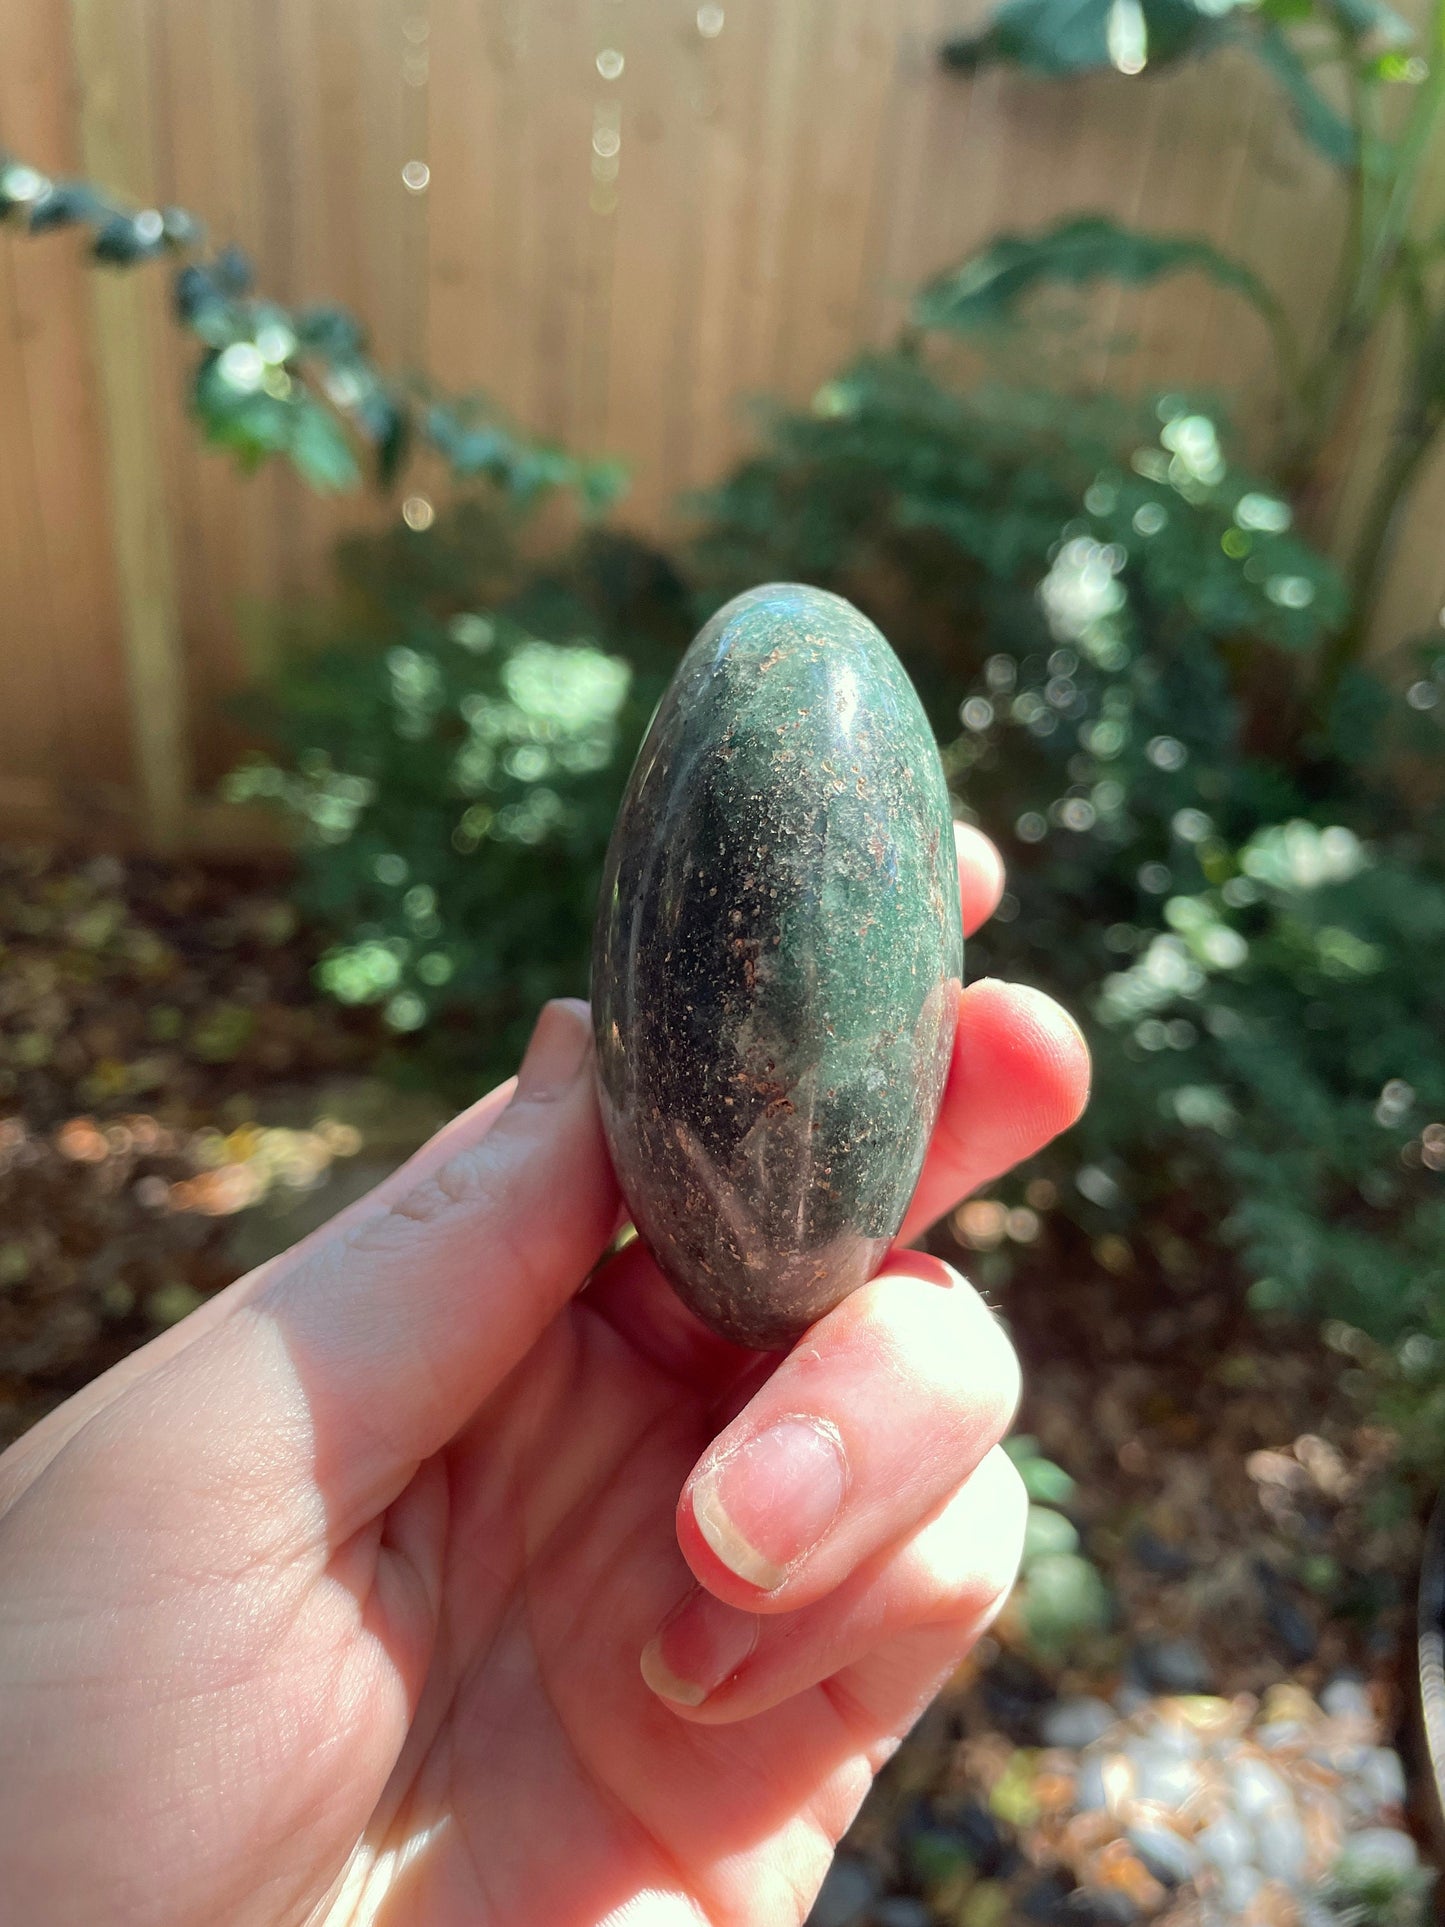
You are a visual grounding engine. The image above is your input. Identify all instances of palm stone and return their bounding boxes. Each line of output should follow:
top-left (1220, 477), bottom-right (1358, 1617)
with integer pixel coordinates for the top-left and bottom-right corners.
top-left (591, 583), bottom-right (963, 1348)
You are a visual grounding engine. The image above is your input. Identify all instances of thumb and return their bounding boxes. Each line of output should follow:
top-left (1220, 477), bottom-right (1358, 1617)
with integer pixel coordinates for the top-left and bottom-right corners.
top-left (253, 997), bottom-right (620, 1519)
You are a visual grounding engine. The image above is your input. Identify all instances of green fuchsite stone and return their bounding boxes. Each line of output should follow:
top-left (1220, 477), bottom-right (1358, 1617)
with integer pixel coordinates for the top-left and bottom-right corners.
top-left (591, 583), bottom-right (964, 1349)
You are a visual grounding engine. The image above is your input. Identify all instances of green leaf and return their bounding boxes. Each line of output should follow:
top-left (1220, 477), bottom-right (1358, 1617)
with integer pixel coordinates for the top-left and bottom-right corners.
top-left (914, 216), bottom-right (1281, 336)
top-left (1254, 25), bottom-right (1356, 165)
top-left (295, 304), bottom-right (366, 358)
top-left (579, 458), bottom-right (630, 514)
top-left (289, 399), bottom-right (362, 492)
top-left (213, 244), bottom-right (254, 296)
top-left (941, 0), bottom-right (1242, 76)
top-left (1019, 1552), bottom-right (1112, 1654)
top-left (0, 159), bottom-right (52, 219)
top-left (1005, 1435), bottom-right (1080, 1503)
top-left (1323, 0), bottom-right (1411, 46)
top-left (25, 182), bottom-right (107, 234)
top-left (1023, 1504), bottom-right (1081, 1561)
top-left (367, 398), bottom-right (411, 490)
top-left (91, 212), bottom-right (167, 267)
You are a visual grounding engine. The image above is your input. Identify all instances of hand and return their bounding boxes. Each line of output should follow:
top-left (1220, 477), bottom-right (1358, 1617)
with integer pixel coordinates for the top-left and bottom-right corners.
top-left (0, 828), bottom-right (1088, 1927)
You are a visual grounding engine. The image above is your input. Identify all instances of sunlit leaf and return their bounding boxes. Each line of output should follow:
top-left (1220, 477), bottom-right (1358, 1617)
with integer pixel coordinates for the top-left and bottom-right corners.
top-left (91, 212), bottom-right (167, 267)
top-left (289, 399), bottom-right (362, 492)
top-left (941, 0), bottom-right (1242, 76)
top-left (25, 182), bottom-right (108, 234)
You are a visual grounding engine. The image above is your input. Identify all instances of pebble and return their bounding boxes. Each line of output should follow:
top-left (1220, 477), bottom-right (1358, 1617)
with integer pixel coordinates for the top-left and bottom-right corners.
top-left (1214, 1861), bottom-right (1264, 1914)
top-left (1063, 1892), bottom-right (1140, 1924)
top-left (1265, 1591), bottom-right (1318, 1664)
top-left (1129, 1528), bottom-right (1192, 1576)
top-left (1229, 1755), bottom-right (1292, 1821)
top-left (1019, 1873), bottom-right (1075, 1921)
top-left (949, 1801), bottom-right (1014, 1876)
top-left (1196, 1811), bottom-right (1253, 1875)
top-left (1123, 1739), bottom-right (1200, 1808)
top-left (808, 1856), bottom-right (879, 1927)
top-left (1125, 1822), bottom-right (1197, 1887)
top-left (1253, 1802), bottom-right (1309, 1886)
top-left (1361, 1745), bottom-right (1408, 1810)
top-left (1320, 1674), bottom-right (1371, 1723)
top-left (870, 1901), bottom-right (932, 1927)
top-left (1041, 1697), bottom-right (1117, 1751)
top-left (993, 1677), bottom-right (1420, 1925)
top-left (1074, 1754), bottom-right (1109, 1814)
top-left (1257, 1719), bottom-right (1311, 1751)
top-left (1129, 1636), bottom-right (1215, 1695)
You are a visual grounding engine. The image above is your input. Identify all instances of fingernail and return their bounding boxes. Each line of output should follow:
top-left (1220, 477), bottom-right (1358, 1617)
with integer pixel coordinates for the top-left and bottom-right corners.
top-left (689, 1415), bottom-right (848, 1592)
top-left (640, 1588), bottom-right (759, 1706)
top-left (515, 999), bottom-right (591, 1101)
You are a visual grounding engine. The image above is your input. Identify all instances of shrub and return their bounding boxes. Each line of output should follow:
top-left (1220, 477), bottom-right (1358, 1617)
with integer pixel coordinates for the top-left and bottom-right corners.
top-left (693, 347), bottom-right (1445, 1467)
top-left (225, 505), bottom-right (691, 1090)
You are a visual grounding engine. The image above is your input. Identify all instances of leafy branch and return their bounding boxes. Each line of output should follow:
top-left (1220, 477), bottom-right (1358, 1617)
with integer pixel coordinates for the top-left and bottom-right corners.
top-left (0, 154), bottom-right (625, 511)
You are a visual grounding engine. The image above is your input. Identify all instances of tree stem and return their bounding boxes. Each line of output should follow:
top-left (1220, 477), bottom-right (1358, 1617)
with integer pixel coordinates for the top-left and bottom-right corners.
top-left (1317, 413), bottom-right (1438, 708)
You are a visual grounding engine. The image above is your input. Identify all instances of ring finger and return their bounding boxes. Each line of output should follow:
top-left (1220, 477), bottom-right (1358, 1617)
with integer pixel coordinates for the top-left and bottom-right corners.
top-left (643, 1442), bottom-right (1027, 1723)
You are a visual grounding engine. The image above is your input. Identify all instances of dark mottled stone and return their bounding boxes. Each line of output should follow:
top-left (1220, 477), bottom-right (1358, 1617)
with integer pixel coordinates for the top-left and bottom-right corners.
top-left (591, 583), bottom-right (963, 1349)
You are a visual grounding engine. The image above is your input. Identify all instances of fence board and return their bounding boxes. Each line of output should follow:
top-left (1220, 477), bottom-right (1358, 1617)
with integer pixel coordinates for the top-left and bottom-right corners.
top-left (67, 0), bottom-right (190, 848)
top-left (0, 0), bottom-right (1439, 846)
top-left (0, 0), bottom-right (133, 834)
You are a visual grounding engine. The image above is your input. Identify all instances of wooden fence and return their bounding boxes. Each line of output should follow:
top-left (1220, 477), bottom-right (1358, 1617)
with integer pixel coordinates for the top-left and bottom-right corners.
top-left (2, 0), bottom-right (1443, 848)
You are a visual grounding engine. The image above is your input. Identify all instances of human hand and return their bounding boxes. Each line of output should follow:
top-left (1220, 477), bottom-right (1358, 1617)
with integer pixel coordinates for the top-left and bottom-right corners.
top-left (0, 827), bottom-right (1088, 1927)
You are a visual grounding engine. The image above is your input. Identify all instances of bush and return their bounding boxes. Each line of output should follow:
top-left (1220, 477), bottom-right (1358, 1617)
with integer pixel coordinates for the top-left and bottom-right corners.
top-left (225, 505), bottom-right (691, 1091)
top-left (692, 349), bottom-right (1445, 1464)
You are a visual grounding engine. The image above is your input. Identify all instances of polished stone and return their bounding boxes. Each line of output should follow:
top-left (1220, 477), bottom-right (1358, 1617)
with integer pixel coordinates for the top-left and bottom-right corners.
top-left (592, 582), bottom-right (963, 1348)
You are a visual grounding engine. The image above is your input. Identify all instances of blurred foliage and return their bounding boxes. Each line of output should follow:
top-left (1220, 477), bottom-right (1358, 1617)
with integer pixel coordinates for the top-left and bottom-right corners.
top-left (694, 345), bottom-right (1445, 1475)
top-left (1320, 1854), bottom-right (1436, 1926)
top-left (0, 155), bottom-right (623, 509)
top-left (225, 508), bottom-right (692, 1087)
top-left (937, 0), bottom-right (1445, 699)
top-left (1007, 1435), bottom-right (1113, 1658)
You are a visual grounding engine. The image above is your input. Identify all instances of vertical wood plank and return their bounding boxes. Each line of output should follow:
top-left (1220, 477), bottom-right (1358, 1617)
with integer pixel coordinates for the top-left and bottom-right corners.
top-left (0, 0), bottom-right (134, 827)
top-left (66, 0), bottom-right (190, 847)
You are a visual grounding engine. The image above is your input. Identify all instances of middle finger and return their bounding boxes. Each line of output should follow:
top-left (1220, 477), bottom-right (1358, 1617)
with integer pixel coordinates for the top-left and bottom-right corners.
top-left (674, 1256), bottom-right (1020, 1613)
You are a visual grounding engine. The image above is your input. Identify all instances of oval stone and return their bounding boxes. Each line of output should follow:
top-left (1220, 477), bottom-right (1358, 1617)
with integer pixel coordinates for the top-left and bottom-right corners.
top-left (591, 583), bottom-right (963, 1349)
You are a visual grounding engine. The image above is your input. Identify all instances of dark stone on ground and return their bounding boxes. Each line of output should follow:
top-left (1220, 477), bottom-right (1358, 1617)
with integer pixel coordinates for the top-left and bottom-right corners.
top-left (1040, 1696), bottom-right (1117, 1750)
top-left (942, 1801), bottom-right (1017, 1879)
top-left (870, 1900), bottom-right (932, 1927)
top-left (1128, 1635), bottom-right (1215, 1695)
top-left (1126, 1820), bottom-right (1198, 1886)
top-left (1065, 1891), bottom-right (1141, 1925)
top-left (1020, 1873), bottom-right (1076, 1921)
top-left (982, 1649), bottom-right (1057, 1741)
top-left (1128, 1527), bottom-right (1193, 1576)
top-left (807, 1855), bottom-right (880, 1927)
